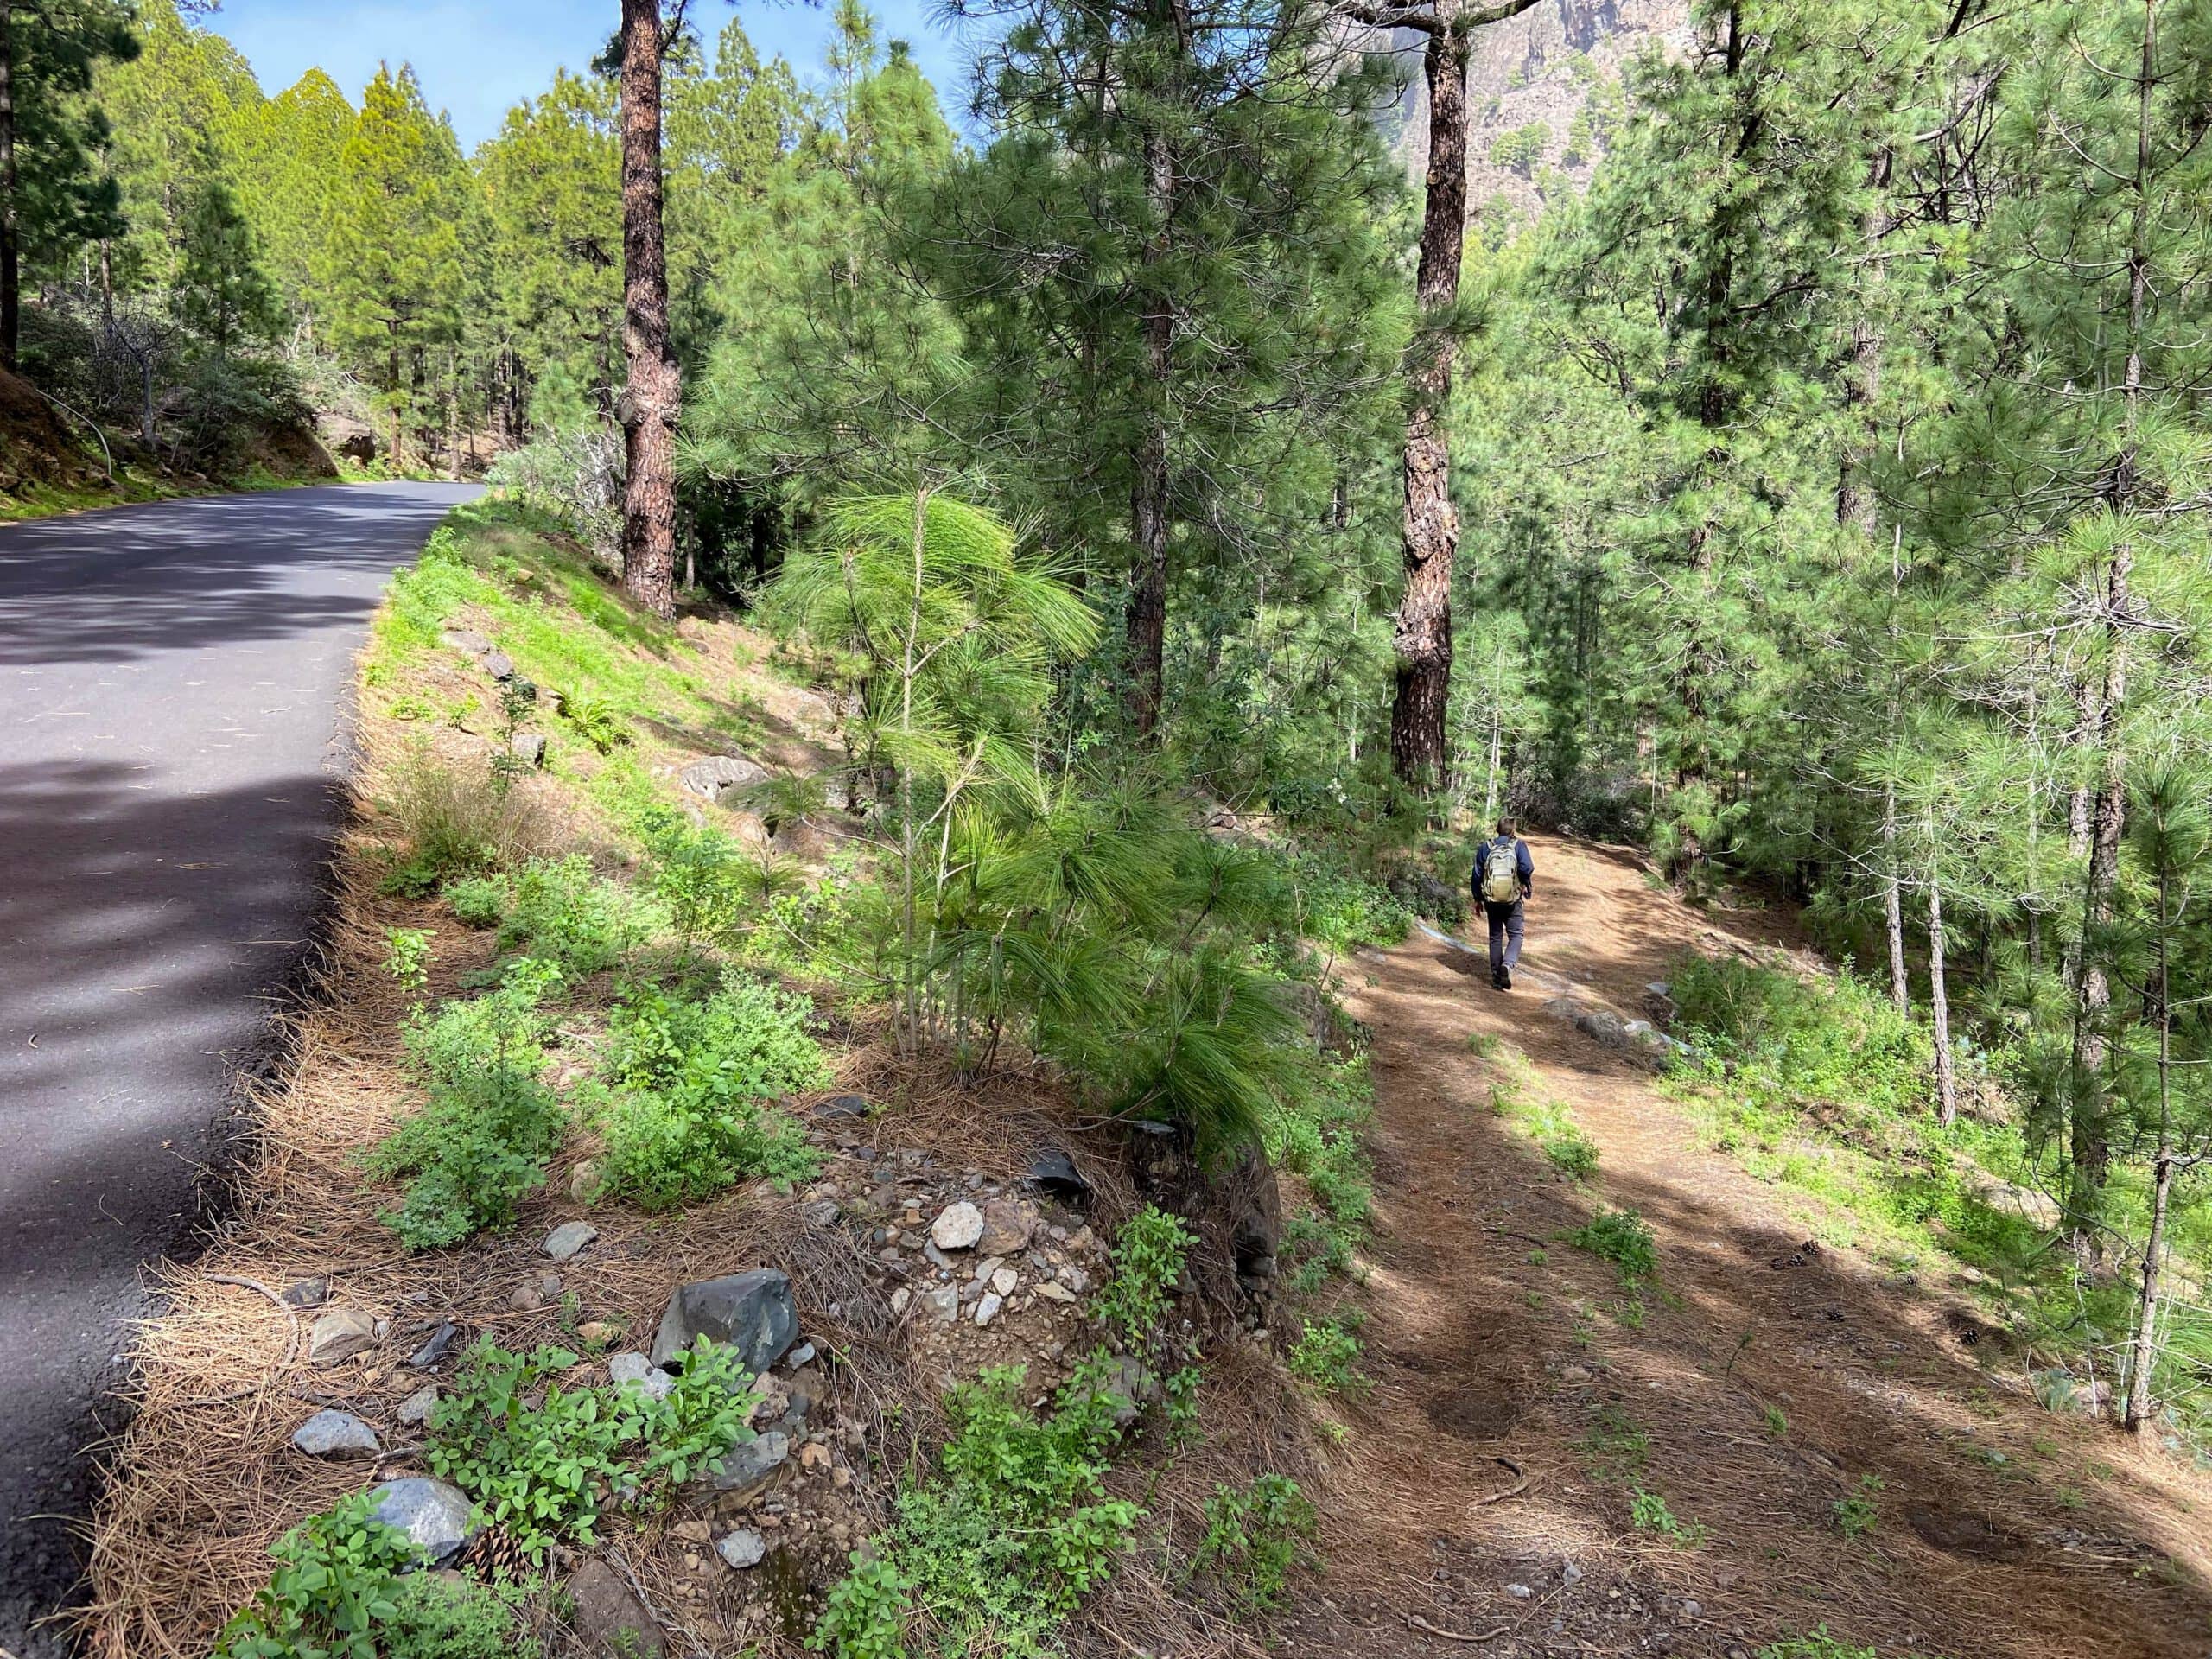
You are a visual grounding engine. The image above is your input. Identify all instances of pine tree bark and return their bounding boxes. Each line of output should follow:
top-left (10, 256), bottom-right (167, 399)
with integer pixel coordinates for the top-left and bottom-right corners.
top-left (0, 1), bottom-right (16, 375)
top-left (1379, 0), bottom-right (1542, 793)
top-left (1927, 858), bottom-right (1956, 1129)
top-left (2127, 861), bottom-right (2175, 1433)
top-left (618, 0), bottom-right (680, 622)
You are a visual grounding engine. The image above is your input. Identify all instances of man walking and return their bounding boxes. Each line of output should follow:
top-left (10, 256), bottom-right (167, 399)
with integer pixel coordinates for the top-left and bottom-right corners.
top-left (1473, 817), bottom-right (1534, 990)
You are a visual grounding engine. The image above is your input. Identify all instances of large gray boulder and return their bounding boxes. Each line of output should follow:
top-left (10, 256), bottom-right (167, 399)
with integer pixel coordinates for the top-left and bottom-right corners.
top-left (678, 754), bottom-right (771, 804)
top-left (649, 1269), bottom-right (798, 1374)
top-left (367, 1478), bottom-right (477, 1567)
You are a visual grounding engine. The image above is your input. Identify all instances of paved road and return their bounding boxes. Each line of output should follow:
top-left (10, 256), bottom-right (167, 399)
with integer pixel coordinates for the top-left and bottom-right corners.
top-left (0, 482), bottom-right (480, 1656)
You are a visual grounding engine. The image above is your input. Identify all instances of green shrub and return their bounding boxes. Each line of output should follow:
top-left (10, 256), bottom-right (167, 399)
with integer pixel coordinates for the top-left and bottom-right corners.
top-left (385, 927), bottom-right (431, 998)
top-left (365, 960), bottom-right (566, 1250)
top-left (1288, 1315), bottom-right (1366, 1395)
top-left (1629, 1488), bottom-right (1707, 1545)
top-left (425, 1337), bottom-right (753, 1561)
top-left (381, 1575), bottom-right (541, 1659)
top-left (553, 686), bottom-right (631, 753)
top-left (213, 1491), bottom-right (424, 1659)
top-left (1092, 1205), bottom-right (1194, 1357)
top-left (1669, 955), bottom-right (1926, 1114)
top-left (1832, 1473), bottom-right (1883, 1537)
top-left (1579, 1405), bottom-right (1651, 1483)
top-left (1280, 850), bottom-right (1413, 953)
top-left (493, 854), bottom-right (652, 977)
top-left (810, 1363), bottom-right (1140, 1658)
top-left (1190, 1474), bottom-right (1318, 1612)
top-left (591, 976), bottom-right (829, 1211)
top-left (636, 807), bottom-right (752, 957)
top-left (1568, 1205), bottom-right (1657, 1287)
top-left (445, 874), bottom-right (507, 929)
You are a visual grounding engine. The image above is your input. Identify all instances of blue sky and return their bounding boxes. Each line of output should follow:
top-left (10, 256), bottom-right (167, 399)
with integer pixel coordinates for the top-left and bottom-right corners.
top-left (203, 1), bottom-right (980, 150)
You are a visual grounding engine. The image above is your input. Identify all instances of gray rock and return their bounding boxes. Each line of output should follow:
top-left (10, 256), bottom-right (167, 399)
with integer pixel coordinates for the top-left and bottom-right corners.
top-left (989, 1268), bottom-right (1019, 1297)
top-left (279, 1277), bottom-right (328, 1310)
top-left (717, 1529), bottom-right (767, 1569)
top-left (977, 1198), bottom-right (1039, 1256)
top-left (817, 1093), bottom-right (870, 1120)
top-left (481, 651), bottom-right (517, 682)
top-left (975, 1292), bottom-right (1004, 1327)
top-left (567, 1559), bottom-right (664, 1658)
top-left (650, 1269), bottom-right (798, 1374)
top-left (801, 1199), bottom-right (841, 1229)
top-left (508, 731), bottom-right (546, 767)
top-left (293, 1409), bottom-right (380, 1459)
top-left (396, 1386), bottom-right (440, 1427)
top-left (408, 1320), bottom-right (461, 1370)
top-left (891, 1287), bottom-right (912, 1317)
top-left (678, 753), bottom-right (771, 803)
top-left (786, 1341), bottom-right (817, 1368)
top-left (1035, 1281), bottom-right (1077, 1304)
top-left (441, 628), bottom-right (493, 656)
top-left (705, 1430), bottom-right (789, 1498)
top-left (508, 1285), bottom-right (543, 1312)
top-left (308, 1307), bottom-right (377, 1368)
top-left (919, 1286), bottom-right (960, 1324)
top-left (931, 1201), bottom-right (985, 1251)
top-left (368, 1478), bottom-right (477, 1567)
top-left (543, 1220), bottom-right (598, 1262)
top-left (610, 1351), bottom-right (677, 1402)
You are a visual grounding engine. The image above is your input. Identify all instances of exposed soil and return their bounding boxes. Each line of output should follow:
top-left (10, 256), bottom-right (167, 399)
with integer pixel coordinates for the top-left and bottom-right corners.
top-left (1281, 834), bottom-right (2212, 1659)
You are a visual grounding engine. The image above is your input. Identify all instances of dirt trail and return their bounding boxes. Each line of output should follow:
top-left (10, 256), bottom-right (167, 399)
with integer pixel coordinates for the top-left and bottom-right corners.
top-left (1281, 835), bottom-right (2212, 1659)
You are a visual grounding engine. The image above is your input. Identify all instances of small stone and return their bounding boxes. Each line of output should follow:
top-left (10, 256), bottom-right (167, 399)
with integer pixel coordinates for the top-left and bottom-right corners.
top-left (787, 1341), bottom-right (817, 1368)
top-left (1035, 1281), bottom-right (1077, 1304)
top-left (577, 1320), bottom-right (618, 1346)
top-left (717, 1529), bottom-right (767, 1570)
top-left (569, 1160), bottom-right (601, 1200)
top-left (931, 1202), bottom-right (985, 1250)
top-left (890, 1288), bottom-right (912, 1316)
top-left (1682, 1600), bottom-right (1704, 1618)
top-left (920, 1287), bottom-right (960, 1324)
top-left (396, 1386), bottom-right (439, 1427)
top-left (1507, 1583), bottom-right (1533, 1599)
top-left (508, 732), bottom-right (546, 767)
top-left (1058, 1266), bottom-right (1090, 1294)
top-left (408, 1321), bottom-right (461, 1370)
top-left (818, 1093), bottom-right (870, 1120)
top-left (922, 1242), bottom-right (950, 1269)
top-left (977, 1198), bottom-right (1039, 1256)
top-left (293, 1409), bottom-right (380, 1459)
top-left (679, 753), bottom-right (771, 803)
top-left (538, 1273), bottom-right (563, 1295)
top-left (543, 1221), bottom-right (598, 1262)
top-left (567, 1558), bottom-right (664, 1657)
top-left (989, 1268), bottom-right (1019, 1297)
top-left (651, 1270), bottom-right (798, 1373)
top-left (308, 1308), bottom-right (378, 1368)
top-left (802, 1200), bottom-right (840, 1229)
top-left (1560, 1561), bottom-right (1583, 1586)
top-left (798, 1441), bottom-right (831, 1471)
top-left (279, 1277), bottom-right (328, 1310)
top-left (481, 651), bottom-right (517, 682)
top-left (368, 1478), bottom-right (478, 1567)
top-left (975, 1292), bottom-right (1004, 1327)
top-left (705, 1431), bottom-right (790, 1499)
top-left (509, 1286), bottom-right (543, 1312)
top-left (610, 1351), bottom-right (677, 1402)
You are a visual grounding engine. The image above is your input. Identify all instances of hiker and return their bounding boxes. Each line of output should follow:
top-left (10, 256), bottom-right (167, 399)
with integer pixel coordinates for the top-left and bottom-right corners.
top-left (1473, 817), bottom-right (1534, 991)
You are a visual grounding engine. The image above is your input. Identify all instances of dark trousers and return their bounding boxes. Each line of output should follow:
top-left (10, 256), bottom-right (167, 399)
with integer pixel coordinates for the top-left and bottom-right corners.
top-left (1484, 899), bottom-right (1525, 980)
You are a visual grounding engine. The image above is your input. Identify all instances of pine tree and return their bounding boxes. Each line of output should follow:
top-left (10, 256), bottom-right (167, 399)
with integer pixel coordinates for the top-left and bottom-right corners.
top-left (617, 0), bottom-right (680, 620)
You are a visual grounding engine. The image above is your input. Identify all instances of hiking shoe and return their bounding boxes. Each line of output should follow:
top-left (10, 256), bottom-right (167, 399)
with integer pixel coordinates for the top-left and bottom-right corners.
top-left (1500, 969), bottom-right (1514, 991)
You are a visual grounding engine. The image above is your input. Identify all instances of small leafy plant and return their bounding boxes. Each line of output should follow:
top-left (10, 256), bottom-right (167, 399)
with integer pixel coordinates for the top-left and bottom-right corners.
top-left (1568, 1205), bottom-right (1657, 1287)
top-left (1093, 1204), bottom-right (1194, 1358)
top-left (365, 959), bottom-right (567, 1250)
top-left (1629, 1488), bottom-right (1707, 1546)
top-left (385, 927), bottom-right (431, 999)
top-left (1189, 1474), bottom-right (1318, 1613)
top-left (213, 1491), bottom-right (423, 1659)
top-left (1832, 1472), bottom-right (1883, 1538)
top-left (1288, 1315), bottom-right (1367, 1395)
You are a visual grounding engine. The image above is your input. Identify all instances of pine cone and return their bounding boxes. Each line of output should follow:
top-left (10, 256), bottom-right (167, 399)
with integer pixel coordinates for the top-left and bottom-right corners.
top-left (460, 1522), bottom-right (531, 1581)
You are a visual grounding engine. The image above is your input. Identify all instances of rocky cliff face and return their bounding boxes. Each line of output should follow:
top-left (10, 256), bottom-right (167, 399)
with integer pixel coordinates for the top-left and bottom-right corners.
top-left (1370, 0), bottom-right (1693, 224)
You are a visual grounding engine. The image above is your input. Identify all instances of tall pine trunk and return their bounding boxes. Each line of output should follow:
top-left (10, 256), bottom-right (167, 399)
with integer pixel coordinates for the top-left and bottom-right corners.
top-left (2066, 0), bottom-right (2155, 1230)
top-left (618, 0), bottom-right (680, 621)
top-left (2126, 862), bottom-right (2175, 1433)
top-left (1926, 849), bottom-right (1956, 1129)
top-left (0, 1), bottom-right (16, 375)
top-left (1388, 12), bottom-right (1471, 793)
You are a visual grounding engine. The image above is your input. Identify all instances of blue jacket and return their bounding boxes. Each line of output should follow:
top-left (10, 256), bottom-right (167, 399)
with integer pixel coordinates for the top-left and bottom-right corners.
top-left (1473, 836), bottom-right (1534, 902)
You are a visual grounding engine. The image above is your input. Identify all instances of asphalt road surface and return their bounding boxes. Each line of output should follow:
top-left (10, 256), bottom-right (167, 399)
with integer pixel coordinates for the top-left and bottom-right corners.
top-left (0, 481), bottom-right (480, 1656)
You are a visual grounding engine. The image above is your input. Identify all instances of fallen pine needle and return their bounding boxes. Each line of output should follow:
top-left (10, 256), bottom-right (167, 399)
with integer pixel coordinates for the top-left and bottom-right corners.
top-left (1407, 1613), bottom-right (1509, 1643)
